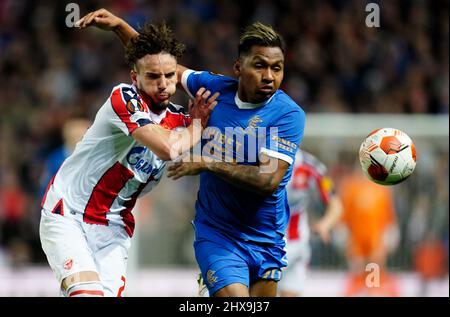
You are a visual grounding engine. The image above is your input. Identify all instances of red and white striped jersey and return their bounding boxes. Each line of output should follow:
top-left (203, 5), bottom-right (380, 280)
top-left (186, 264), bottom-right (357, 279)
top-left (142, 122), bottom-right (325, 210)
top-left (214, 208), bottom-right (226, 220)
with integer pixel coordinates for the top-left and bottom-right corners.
top-left (41, 83), bottom-right (190, 237)
top-left (286, 150), bottom-right (333, 241)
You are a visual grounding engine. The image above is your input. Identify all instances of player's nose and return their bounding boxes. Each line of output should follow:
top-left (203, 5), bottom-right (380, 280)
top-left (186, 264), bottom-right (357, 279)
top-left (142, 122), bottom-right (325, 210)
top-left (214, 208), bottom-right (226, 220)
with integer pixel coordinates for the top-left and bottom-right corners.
top-left (158, 77), bottom-right (168, 89)
top-left (262, 68), bottom-right (275, 82)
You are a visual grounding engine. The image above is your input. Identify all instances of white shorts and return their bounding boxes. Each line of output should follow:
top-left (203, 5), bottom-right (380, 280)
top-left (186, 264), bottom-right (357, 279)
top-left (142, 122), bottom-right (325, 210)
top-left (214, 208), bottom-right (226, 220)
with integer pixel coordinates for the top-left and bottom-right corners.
top-left (39, 208), bottom-right (131, 297)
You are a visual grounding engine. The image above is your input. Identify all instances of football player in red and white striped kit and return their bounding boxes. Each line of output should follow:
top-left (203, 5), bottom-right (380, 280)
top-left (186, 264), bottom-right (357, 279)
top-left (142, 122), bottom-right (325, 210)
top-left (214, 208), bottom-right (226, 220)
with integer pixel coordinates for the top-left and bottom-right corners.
top-left (39, 22), bottom-right (219, 297)
top-left (278, 150), bottom-right (343, 297)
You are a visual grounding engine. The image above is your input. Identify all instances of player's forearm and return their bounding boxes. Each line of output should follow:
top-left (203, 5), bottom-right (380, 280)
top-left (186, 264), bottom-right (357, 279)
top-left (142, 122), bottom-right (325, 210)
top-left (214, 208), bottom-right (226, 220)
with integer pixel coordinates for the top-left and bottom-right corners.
top-left (114, 19), bottom-right (139, 46)
top-left (133, 121), bottom-right (202, 161)
top-left (321, 196), bottom-right (344, 229)
top-left (203, 162), bottom-right (278, 196)
top-left (168, 121), bottom-right (203, 160)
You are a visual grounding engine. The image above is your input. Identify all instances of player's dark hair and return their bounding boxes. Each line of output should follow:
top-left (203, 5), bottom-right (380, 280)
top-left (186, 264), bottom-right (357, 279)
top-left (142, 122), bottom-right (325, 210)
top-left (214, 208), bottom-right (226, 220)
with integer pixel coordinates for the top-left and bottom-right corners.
top-left (125, 22), bottom-right (186, 68)
top-left (238, 22), bottom-right (285, 57)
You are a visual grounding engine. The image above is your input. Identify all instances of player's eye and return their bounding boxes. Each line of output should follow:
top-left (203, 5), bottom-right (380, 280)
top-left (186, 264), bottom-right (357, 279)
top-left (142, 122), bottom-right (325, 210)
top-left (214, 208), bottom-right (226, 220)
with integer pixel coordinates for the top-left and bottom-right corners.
top-left (147, 74), bottom-right (160, 80)
top-left (165, 72), bottom-right (176, 78)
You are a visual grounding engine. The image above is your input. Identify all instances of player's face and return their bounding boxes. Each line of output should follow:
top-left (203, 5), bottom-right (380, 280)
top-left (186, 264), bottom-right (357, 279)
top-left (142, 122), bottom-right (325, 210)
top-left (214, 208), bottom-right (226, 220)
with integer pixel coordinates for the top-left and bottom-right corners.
top-left (132, 53), bottom-right (178, 111)
top-left (235, 46), bottom-right (284, 103)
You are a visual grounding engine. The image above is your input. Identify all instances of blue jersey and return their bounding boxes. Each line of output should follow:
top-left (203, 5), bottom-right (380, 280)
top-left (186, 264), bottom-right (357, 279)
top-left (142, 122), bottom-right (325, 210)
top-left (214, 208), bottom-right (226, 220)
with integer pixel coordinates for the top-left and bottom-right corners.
top-left (182, 70), bottom-right (305, 244)
top-left (39, 146), bottom-right (70, 197)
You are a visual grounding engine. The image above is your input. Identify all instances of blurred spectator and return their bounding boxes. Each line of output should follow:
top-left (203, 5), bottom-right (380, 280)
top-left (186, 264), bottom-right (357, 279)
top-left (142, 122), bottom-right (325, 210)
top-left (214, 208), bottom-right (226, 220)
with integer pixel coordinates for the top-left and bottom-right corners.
top-left (0, 169), bottom-right (32, 267)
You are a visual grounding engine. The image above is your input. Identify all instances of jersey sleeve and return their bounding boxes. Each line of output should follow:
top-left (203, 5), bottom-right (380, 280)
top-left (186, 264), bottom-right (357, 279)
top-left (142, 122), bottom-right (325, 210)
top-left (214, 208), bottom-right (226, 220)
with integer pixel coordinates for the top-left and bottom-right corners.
top-left (260, 108), bottom-right (305, 165)
top-left (316, 175), bottom-right (334, 205)
top-left (110, 86), bottom-right (153, 136)
top-left (180, 69), bottom-right (224, 99)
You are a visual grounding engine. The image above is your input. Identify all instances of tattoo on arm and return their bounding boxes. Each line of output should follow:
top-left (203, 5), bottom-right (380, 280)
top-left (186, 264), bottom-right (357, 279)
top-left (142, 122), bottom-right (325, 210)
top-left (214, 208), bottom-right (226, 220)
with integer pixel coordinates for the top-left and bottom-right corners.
top-left (206, 162), bottom-right (276, 196)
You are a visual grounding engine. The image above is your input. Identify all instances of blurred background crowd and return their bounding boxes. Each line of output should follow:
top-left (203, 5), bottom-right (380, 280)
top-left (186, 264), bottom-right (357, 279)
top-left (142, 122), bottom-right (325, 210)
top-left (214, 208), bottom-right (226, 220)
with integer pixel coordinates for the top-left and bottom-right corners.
top-left (0, 0), bottom-right (448, 296)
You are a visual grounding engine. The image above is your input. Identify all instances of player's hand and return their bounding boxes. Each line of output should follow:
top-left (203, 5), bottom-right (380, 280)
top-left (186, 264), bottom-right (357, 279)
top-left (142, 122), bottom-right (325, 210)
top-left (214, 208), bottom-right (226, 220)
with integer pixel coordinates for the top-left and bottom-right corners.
top-left (189, 87), bottom-right (219, 129)
top-left (167, 160), bottom-right (205, 180)
top-left (75, 8), bottom-right (123, 30)
top-left (313, 220), bottom-right (331, 244)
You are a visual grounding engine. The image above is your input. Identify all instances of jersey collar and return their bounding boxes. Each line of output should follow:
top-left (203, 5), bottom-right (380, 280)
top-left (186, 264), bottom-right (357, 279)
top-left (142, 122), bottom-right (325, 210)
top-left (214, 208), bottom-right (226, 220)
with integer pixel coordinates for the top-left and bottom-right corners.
top-left (131, 83), bottom-right (168, 123)
top-left (234, 91), bottom-right (276, 109)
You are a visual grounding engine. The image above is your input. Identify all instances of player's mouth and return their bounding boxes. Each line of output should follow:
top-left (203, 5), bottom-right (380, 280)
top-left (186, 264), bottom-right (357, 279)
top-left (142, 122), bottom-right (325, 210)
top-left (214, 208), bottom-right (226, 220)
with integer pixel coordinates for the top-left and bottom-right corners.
top-left (156, 93), bottom-right (170, 101)
top-left (258, 85), bottom-right (274, 94)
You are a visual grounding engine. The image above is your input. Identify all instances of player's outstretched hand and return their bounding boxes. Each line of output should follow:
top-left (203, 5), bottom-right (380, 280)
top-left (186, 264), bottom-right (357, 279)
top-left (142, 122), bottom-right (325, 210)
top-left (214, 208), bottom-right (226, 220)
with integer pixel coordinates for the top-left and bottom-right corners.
top-left (312, 220), bottom-right (331, 244)
top-left (75, 8), bottom-right (123, 30)
top-left (189, 87), bottom-right (220, 129)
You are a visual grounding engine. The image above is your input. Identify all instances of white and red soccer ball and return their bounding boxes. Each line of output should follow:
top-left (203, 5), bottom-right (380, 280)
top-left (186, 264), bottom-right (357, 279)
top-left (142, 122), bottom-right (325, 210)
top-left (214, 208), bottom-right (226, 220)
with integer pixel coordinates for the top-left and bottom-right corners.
top-left (359, 128), bottom-right (417, 185)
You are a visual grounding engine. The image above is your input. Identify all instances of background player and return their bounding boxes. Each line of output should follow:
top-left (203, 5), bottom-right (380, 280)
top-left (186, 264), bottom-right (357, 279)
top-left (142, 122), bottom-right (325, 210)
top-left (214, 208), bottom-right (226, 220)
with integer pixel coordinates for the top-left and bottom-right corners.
top-left (39, 23), bottom-right (219, 297)
top-left (279, 149), bottom-right (343, 297)
top-left (39, 118), bottom-right (91, 198)
top-left (77, 9), bottom-right (305, 297)
top-left (337, 164), bottom-right (400, 296)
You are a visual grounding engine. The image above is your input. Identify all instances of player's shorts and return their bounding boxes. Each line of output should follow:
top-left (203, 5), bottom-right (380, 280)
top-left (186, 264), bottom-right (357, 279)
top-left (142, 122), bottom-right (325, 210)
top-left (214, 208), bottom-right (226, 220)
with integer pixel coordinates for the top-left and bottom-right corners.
top-left (193, 221), bottom-right (287, 296)
top-left (278, 235), bottom-right (311, 294)
top-left (39, 208), bottom-right (130, 296)
top-left (349, 234), bottom-right (383, 258)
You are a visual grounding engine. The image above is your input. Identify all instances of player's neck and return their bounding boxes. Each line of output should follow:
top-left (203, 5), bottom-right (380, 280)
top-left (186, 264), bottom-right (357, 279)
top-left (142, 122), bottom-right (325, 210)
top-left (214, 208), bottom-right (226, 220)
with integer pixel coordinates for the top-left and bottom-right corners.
top-left (138, 88), bottom-right (167, 115)
top-left (147, 99), bottom-right (167, 115)
top-left (237, 87), bottom-right (271, 104)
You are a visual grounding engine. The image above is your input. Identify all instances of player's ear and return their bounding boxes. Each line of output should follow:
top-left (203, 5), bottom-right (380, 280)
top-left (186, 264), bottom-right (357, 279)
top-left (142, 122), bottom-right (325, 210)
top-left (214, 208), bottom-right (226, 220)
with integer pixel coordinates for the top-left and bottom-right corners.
top-left (130, 67), bottom-right (138, 85)
top-left (233, 59), bottom-right (241, 77)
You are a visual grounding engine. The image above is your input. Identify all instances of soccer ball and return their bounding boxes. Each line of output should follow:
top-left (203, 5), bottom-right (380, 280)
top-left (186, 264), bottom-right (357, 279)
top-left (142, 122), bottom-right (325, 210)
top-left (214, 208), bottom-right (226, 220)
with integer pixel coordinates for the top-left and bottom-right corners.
top-left (359, 128), bottom-right (417, 185)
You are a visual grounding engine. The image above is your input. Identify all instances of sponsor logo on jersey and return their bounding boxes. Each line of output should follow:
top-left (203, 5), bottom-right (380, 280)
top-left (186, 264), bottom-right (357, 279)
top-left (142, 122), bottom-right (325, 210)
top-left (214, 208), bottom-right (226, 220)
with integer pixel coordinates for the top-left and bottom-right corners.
top-left (126, 146), bottom-right (163, 176)
top-left (206, 269), bottom-right (217, 287)
top-left (126, 98), bottom-right (145, 114)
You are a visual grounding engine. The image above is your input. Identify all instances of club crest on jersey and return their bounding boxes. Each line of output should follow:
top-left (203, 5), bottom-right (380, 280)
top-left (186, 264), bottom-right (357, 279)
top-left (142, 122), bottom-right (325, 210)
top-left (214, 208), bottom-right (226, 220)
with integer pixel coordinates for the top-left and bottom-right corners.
top-left (63, 259), bottom-right (73, 270)
top-left (126, 98), bottom-right (145, 114)
top-left (248, 116), bottom-right (263, 129)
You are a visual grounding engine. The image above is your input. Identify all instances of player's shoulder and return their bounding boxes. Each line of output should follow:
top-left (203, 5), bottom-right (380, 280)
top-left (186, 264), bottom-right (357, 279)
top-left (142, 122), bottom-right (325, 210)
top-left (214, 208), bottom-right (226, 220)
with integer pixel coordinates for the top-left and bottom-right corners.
top-left (272, 90), bottom-right (305, 116)
top-left (108, 83), bottom-right (147, 115)
top-left (187, 69), bottom-right (237, 90)
top-left (266, 91), bottom-right (305, 128)
top-left (110, 83), bottom-right (138, 100)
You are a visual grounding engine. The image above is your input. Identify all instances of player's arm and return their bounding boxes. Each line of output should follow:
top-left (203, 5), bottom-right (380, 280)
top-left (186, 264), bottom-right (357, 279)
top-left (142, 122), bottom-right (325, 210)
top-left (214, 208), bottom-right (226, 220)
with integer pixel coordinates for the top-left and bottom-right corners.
top-left (168, 109), bottom-right (305, 195)
top-left (206, 155), bottom-right (290, 196)
top-left (132, 122), bottom-right (196, 161)
top-left (309, 172), bottom-right (343, 243)
top-left (167, 154), bottom-right (289, 196)
top-left (76, 8), bottom-right (138, 45)
top-left (76, 9), bottom-right (192, 91)
top-left (132, 88), bottom-right (219, 161)
top-left (313, 196), bottom-right (344, 243)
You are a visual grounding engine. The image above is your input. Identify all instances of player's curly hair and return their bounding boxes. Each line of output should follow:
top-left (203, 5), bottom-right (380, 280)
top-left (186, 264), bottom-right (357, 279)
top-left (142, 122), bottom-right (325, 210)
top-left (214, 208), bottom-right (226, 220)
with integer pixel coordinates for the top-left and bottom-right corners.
top-left (238, 22), bottom-right (285, 57)
top-left (125, 22), bottom-right (186, 68)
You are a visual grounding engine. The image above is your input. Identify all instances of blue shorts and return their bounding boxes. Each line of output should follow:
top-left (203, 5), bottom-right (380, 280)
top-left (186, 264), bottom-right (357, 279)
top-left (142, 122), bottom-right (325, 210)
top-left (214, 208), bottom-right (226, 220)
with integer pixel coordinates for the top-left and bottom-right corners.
top-left (193, 221), bottom-right (287, 296)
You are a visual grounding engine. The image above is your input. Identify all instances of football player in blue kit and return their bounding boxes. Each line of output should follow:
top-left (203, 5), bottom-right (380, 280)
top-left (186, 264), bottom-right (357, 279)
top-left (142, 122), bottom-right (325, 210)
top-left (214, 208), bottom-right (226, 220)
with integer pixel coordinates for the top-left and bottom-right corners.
top-left (77, 9), bottom-right (305, 297)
